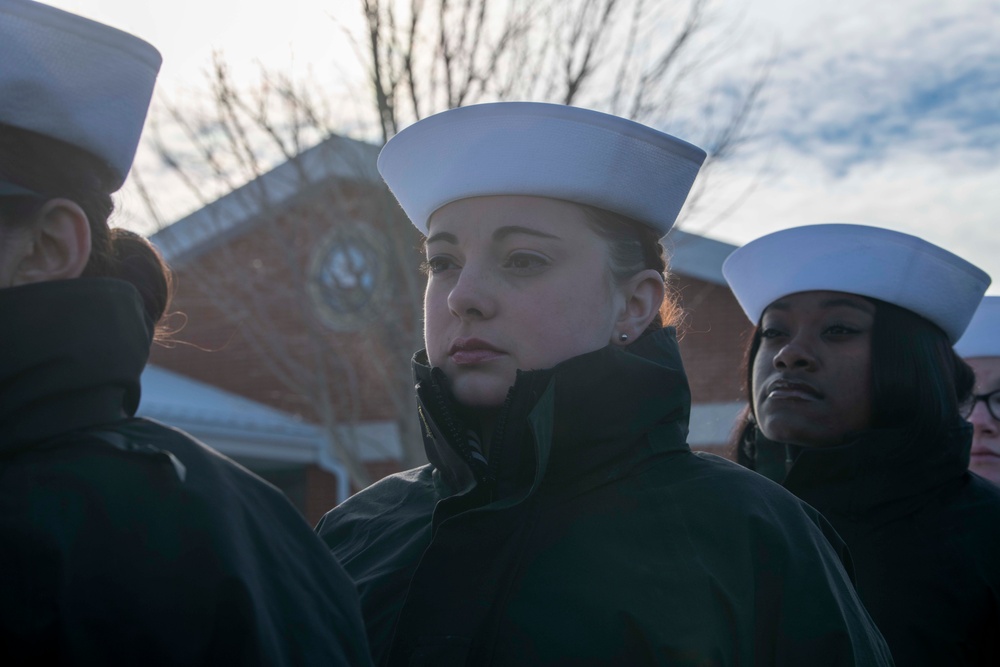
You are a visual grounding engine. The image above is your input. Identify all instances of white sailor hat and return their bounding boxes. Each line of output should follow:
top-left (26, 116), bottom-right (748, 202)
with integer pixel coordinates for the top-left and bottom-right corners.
top-left (377, 102), bottom-right (707, 236)
top-left (955, 296), bottom-right (1000, 358)
top-left (0, 0), bottom-right (161, 190)
top-left (722, 223), bottom-right (991, 343)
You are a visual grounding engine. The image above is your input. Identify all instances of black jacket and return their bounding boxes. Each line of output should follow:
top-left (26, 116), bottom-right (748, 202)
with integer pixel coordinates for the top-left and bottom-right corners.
top-left (0, 278), bottom-right (372, 666)
top-left (742, 425), bottom-right (1000, 666)
top-left (318, 329), bottom-right (892, 666)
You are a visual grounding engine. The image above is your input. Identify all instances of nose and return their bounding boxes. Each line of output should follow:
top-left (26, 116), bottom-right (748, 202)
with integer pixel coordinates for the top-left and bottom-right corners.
top-left (447, 262), bottom-right (496, 321)
top-left (969, 400), bottom-right (1000, 436)
top-left (772, 334), bottom-right (817, 371)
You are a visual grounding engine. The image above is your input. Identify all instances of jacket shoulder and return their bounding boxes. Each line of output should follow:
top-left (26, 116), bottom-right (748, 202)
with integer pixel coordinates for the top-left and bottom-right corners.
top-left (317, 464), bottom-right (438, 546)
top-left (684, 450), bottom-right (825, 512)
top-left (640, 450), bottom-right (852, 558)
top-left (0, 418), bottom-right (374, 666)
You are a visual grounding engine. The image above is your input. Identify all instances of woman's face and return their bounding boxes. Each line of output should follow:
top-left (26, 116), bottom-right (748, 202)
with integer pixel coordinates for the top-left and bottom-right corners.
top-left (424, 195), bottom-right (623, 408)
top-left (966, 356), bottom-right (1000, 485)
top-left (752, 290), bottom-right (875, 447)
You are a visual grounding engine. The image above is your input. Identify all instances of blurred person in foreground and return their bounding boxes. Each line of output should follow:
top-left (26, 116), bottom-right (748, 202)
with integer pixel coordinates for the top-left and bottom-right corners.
top-left (317, 102), bottom-right (892, 666)
top-left (0, 1), bottom-right (371, 664)
top-left (725, 224), bottom-right (1000, 666)
top-left (955, 296), bottom-right (1000, 485)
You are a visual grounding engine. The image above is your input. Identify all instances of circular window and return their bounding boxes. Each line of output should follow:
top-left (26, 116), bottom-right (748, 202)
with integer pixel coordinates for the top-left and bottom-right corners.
top-left (308, 221), bottom-right (390, 331)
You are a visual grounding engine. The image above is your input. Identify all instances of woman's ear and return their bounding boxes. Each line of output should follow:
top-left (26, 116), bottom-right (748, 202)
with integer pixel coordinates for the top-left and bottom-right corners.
top-left (612, 268), bottom-right (665, 344)
top-left (12, 198), bottom-right (92, 285)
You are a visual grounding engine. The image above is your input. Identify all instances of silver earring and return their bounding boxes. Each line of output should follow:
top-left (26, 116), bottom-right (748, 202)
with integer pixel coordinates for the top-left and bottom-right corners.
top-left (619, 333), bottom-right (629, 342)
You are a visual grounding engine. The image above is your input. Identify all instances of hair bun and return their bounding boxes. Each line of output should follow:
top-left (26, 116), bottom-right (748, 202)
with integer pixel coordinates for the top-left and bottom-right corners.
top-left (108, 228), bottom-right (173, 327)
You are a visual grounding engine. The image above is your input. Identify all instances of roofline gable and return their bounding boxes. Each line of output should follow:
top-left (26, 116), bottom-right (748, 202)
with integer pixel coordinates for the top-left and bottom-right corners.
top-left (150, 134), bottom-right (381, 264)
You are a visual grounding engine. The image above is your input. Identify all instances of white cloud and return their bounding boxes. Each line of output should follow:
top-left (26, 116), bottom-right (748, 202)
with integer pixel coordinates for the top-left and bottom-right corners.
top-left (685, 0), bottom-right (1000, 293)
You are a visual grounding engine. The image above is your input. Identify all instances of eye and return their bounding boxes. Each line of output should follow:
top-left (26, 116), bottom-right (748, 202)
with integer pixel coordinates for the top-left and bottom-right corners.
top-left (422, 255), bottom-right (459, 275)
top-left (760, 327), bottom-right (786, 340)
top-left (824, 324), bottom-right (861, 337)
top-left (502, 251), bottom-right (549, 273)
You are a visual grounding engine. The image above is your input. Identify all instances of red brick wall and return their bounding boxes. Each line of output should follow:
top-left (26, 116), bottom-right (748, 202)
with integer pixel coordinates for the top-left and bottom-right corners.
top-left (299, 461), bottom-right (408, 525)
top-left (151, 181), bottom-right (424, 424)
top-left (673, 275), bottom-right (754, 404)
top-left (303, 464), bottom-right (342, 527)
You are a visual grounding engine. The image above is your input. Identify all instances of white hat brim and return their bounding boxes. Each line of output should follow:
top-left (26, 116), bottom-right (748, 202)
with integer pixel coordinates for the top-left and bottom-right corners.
top-left (377, 102), bottom-right (706, 236)
top-left (722, 223), bottom-right (991, 343)
top-left (955, 296), bottom-right (1000, 358)
top-left (0, 0), bottom-right (161, 189)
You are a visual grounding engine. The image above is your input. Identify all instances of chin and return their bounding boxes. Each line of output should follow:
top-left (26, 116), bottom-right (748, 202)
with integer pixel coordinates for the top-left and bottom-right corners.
top-left (970, 460), bottom-right (1000, 486)
top-left (759, 418), bottom-right (838, 449)
top-left (448, 375), bottom-right (513, 409)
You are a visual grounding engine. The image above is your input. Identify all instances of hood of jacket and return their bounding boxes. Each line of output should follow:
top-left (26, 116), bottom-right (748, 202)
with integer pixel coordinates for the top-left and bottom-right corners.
top-left (0, 278), bottom-right (152, 452)
top-left (411, 326), bottom-right (693, 504)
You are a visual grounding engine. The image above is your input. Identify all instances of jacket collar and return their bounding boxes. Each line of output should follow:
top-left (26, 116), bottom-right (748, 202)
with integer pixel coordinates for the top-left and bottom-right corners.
top-left (0, 278), bottom-right (152, 452)
top-left (753, 424), bottom-right (974, 516)
top-left (412, 327), bottom-right (692, 500)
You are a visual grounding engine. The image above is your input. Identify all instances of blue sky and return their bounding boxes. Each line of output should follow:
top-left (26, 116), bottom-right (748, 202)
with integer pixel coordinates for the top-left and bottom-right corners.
top-left (688, 0), bottom-right (1000, 294)
top-left (44, 0), bottom-right (1000, 294)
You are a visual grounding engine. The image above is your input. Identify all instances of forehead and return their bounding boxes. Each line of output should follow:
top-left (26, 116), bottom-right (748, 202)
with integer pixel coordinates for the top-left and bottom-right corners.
top-left (426, 195), bottom-right (591, 238)
top-left (968, 357), bottom-right (1000, 390)
top-left (762, 290), bottom-right (876, 318)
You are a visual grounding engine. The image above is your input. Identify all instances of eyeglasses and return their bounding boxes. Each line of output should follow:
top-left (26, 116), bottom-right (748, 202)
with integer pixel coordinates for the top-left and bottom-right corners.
top-left (960, 389), bottom-right (1000, 421)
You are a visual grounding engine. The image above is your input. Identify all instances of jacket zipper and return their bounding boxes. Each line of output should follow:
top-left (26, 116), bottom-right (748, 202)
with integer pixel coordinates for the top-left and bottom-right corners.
top-left (485, 382), bottom-right (518, 501)
top-left (427, 373), bottom-right (490, 482)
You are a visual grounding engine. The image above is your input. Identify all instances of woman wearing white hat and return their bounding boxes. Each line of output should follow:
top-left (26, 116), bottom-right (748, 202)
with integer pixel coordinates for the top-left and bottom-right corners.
top-left (317, 102), bottom-right (892, 665)
top-left (0, 1), bottom-right (371, 664)
top-left (955, 296), bottom-right (1000, 485)
top-left (724, 224), bottom-right (1000, 666)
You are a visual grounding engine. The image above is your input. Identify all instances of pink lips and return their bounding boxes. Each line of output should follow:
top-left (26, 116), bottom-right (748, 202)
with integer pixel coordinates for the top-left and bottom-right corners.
top-left (449, 338), bottom-right (505, 365)
top-left (970, 447), bottom-right (1000, 462)
top-left (766, 378), bottom-right (823, 402)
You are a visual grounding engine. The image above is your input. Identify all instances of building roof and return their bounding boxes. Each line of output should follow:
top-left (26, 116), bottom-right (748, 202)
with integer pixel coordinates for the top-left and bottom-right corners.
top-left (138, 364), bottom-right (329, 465)
top-left (150, 134), bottom-right (381, 264)
top-left (138, 364), bottom-right (401, 467)
top-left (665, 229), bottom-right (738, 286)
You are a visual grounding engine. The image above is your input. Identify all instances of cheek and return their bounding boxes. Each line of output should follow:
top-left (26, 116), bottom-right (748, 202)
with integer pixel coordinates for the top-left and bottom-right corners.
top-left (513, 276), bottom-right (615, 366)
top-left (749, 354), bottom-right (769, 410)
top-left (423, 285), bottom-right (449, 363)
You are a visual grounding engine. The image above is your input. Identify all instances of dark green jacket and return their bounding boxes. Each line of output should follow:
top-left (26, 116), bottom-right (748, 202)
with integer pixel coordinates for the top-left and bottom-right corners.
top-left (318, 329), bottom-right (892, 666)
top-left (0, 278), bottom-right (372, 666)
top-left (743, 426), bottom-right (1000, 666)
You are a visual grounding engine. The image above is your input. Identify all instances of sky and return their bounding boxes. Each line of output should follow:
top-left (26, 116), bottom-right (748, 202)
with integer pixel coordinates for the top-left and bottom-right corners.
top-left (41, 0), bottom-right (1000, 295)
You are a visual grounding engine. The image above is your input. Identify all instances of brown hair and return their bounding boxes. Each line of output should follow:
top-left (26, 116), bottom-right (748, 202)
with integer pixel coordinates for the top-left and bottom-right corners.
top-left (0, 123), bottom-right (174, 337)
top-left (578, 203), bottom-right (683, 336)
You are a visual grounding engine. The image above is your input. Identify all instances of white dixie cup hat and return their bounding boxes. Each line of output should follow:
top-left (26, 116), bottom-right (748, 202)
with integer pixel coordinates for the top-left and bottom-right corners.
top-left (0, 0), bottom-right (162, 191)
top-left (955, 296), bottom-right (1000, 358)
top-left (721, 223), bottom-right (991, 344)
top-left (376, 101), bottom-right (707, 236)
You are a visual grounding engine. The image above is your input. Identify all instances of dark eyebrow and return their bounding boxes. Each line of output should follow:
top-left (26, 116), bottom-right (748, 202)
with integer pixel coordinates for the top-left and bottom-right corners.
top-left (493, 225), bottom-right (561, 242)
top-left (425, 231), bottom-right (458, 246)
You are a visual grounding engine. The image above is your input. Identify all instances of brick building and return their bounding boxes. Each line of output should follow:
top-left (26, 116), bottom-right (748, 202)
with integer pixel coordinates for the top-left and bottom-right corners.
top-left (144, 134), bottom-right (753, 524)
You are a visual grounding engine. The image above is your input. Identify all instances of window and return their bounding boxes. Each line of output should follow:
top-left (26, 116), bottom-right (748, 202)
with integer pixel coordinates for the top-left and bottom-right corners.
top-left (308, 221), bottom-right (390, 331)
